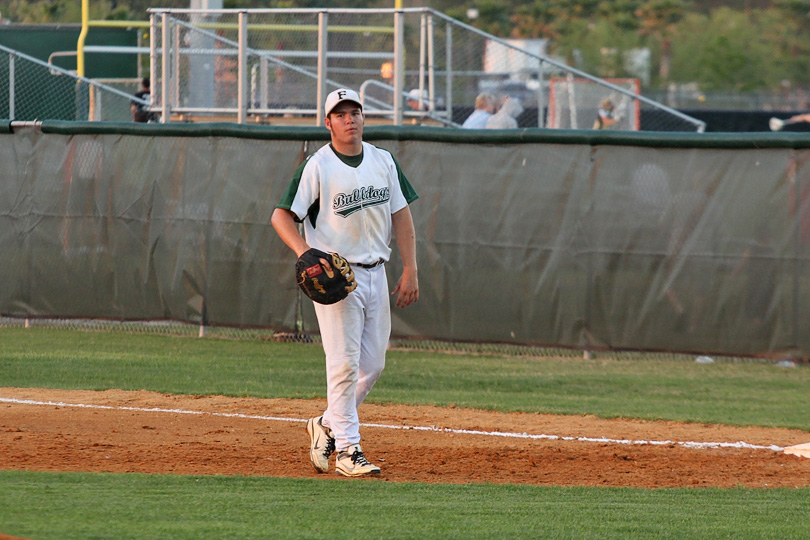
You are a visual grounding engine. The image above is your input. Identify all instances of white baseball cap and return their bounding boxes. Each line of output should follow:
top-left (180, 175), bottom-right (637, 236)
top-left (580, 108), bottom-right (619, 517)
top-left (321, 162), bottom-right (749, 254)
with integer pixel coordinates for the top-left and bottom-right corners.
top-left (324, 88), bottom-right (362, 116)
top-left (408, 88), bottom-right (427, 101)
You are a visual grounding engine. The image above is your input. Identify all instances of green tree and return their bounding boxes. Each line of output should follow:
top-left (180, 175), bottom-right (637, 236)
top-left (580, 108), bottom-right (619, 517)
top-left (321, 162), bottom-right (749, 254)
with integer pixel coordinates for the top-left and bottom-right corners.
top-left (509, 0), bottom-right (643, 77)
top-left (0, 0), bottom-right (144, 22)
top-left (461, 0), bottom-right (513, 37)
top-left (3, 0), bottom-right (79, 23)
top-left (773, 0), bottom-right (810, 87)
top-left (0, 0), bottom-right (807, 93)
top-left (566, 18), bottom-right (644, 78)
top-left (669, 8), bottom-right (780, 90)
top-left (635, 0), bottom-right (689, 82)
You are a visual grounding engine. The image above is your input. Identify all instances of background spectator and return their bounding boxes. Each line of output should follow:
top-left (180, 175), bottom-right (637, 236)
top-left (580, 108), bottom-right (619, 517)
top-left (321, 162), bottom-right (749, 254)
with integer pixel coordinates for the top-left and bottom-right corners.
top-left (462, 92), bottom-right (497, 129)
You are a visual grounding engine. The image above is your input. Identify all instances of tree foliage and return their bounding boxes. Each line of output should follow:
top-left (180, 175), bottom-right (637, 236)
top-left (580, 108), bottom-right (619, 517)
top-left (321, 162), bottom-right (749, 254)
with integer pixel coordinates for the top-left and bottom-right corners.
top-left (0, 0), bottom-right (806, 90)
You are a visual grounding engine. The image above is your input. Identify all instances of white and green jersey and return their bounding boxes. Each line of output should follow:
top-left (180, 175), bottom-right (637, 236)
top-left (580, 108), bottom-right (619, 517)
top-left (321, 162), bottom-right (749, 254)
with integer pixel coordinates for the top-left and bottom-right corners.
top-left (277, 142), bottom-right (418, 265)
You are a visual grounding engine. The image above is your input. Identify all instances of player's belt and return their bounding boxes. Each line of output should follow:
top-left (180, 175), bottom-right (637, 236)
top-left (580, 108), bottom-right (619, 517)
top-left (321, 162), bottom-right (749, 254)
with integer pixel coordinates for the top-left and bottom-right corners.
top-left (352, 258), bottom-right (384, 269)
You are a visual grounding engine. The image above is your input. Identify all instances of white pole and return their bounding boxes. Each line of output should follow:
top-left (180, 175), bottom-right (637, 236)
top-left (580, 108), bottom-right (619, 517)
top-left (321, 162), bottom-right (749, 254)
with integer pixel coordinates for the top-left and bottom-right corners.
top-left (260, 57), bottom-right (268, 111)
top-left (149, 14), bottom-right (157, 117)
top-left (445, 24), bottom-right (452, 121)
top-left (418, 14), bottom-right (426, 111)
top-left (427, 14), bottom-right (435, 113)
top-left (393, 11), bottom-right (404, 125)
top-left (567, 73), bottom-right (577, 129)
top-left (173, 23), bottom-right (181, 109)
top-left (161, 12), bottom-right (171, 123)
top-left (237, 11), bottom-right (248, 123)
top-left (95, 86), bottom-right (103, 120)
top-left (316, 11), bottom-right (328, 126)
top-left (537, 62), bottom-right (545, 128)
top-left (8, 54), bottom-right (14, 120)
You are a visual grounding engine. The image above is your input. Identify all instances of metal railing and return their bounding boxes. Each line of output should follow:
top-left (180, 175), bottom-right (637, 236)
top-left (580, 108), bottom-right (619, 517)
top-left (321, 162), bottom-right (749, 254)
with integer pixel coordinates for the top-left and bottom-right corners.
top-left (1, 8), bottom-right (705, 131)
top-left (0, 44), bottom-right (148, 122)
top-left (145, 7), bottom-right (705, 131)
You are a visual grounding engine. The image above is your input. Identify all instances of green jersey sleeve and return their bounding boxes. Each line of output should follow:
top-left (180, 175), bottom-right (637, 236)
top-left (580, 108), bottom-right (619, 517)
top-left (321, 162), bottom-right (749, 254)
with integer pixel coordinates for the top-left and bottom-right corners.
top-left (276, 159), bottom-right (308, 211)
top-left (380, 148), bottom-right (418, 204)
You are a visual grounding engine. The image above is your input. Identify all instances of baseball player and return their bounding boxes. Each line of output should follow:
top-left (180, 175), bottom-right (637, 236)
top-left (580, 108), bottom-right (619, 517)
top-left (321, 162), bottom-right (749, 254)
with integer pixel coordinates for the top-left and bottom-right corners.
top-left (270, 88), bottom-right (419, 477)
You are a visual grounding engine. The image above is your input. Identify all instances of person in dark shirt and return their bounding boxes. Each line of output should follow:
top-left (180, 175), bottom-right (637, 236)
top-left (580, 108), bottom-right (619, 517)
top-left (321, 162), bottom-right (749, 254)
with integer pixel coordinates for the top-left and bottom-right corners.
top-left (131, 78), bottom-right (156, 123)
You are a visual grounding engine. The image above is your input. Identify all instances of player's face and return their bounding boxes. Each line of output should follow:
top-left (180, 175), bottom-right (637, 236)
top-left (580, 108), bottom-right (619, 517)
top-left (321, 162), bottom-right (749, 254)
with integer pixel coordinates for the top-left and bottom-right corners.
top-left (326, 102), bottom-right (364, 148)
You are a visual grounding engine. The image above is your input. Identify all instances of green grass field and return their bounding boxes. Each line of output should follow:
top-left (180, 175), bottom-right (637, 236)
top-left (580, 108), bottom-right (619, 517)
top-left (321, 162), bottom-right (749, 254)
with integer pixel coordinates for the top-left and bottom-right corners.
top-left (1, 327), bottom-right (809, 539)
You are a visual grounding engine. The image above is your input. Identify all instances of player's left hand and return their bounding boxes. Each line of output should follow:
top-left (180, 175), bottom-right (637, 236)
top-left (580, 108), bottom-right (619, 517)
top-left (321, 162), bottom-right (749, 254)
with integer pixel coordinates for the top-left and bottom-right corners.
top-left (392, 266), bottom-right (419, 308)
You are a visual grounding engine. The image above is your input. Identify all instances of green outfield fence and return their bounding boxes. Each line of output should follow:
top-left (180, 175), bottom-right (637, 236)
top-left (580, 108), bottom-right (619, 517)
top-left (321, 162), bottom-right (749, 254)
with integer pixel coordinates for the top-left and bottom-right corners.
top-left (2, 121), bottom-right (810, 360)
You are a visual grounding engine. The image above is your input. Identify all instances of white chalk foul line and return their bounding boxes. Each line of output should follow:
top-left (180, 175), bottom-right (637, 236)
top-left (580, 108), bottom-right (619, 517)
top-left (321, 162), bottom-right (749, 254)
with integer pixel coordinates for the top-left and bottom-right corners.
top-left (0, 397), bottom-right (786, 453)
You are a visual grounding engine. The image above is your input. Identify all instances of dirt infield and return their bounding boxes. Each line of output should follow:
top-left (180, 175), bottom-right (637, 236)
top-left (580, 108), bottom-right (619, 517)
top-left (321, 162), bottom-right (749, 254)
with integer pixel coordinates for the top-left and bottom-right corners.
top-left (1, 387), bottom-right (808, 488)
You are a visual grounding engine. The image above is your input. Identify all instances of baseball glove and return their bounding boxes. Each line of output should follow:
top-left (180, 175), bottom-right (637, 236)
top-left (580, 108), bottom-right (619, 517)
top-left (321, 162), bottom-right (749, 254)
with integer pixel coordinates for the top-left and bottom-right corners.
top-left (295, 248), bottom-right (357, 305)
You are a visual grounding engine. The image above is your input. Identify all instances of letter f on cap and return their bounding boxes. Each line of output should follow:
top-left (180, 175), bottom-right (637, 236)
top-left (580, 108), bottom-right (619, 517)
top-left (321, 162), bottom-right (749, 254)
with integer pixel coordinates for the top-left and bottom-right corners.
top-left (325, 88), bottom-right (362, 116)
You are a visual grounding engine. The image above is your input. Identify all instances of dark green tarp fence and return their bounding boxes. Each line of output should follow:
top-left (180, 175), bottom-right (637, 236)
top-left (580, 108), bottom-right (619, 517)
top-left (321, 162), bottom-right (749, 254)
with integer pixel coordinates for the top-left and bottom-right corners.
top-left (2, 121), bottom-right (810, 358)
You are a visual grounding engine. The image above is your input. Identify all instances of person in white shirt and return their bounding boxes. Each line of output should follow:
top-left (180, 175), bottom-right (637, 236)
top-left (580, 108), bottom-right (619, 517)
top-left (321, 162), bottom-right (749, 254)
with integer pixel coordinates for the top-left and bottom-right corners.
top-left (462, 92), bottom-right (497, 129)
top-left (485, 96), bottom-right (523, 129)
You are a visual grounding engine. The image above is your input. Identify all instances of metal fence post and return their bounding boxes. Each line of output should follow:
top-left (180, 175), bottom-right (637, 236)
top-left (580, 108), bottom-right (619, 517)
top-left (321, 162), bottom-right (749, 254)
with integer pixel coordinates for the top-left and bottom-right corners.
top-left (418, 13), bottom-right (426, 111)
top-left (161, 12), bottom-right (171, 123)
top-left (790, 152), bottom-right (801, 353)
top-left (316, 11), bottom-right (328, 126)
top-left (537, 62), bottom-right (546, 128)
top-left (445, 24), bottom-right (452, 122)
top-left (173, 22), bottom-right (181, 111)
top-left (260, 57), bottom-right (268, 111)
top-left (428, 14), bottom-right (435, 113)
top-left (90, 86), bottom-right (102, 120)
top-left (236, 11), bottom-right (248, 124)
top-left (238, 11), bottom-right (248, 124)
top-left (8, 54), bottom-right (14, 120)
top-left (149, 14), bottom-right (157, 117)
top-left (393, 10), bottom-right (404, 125)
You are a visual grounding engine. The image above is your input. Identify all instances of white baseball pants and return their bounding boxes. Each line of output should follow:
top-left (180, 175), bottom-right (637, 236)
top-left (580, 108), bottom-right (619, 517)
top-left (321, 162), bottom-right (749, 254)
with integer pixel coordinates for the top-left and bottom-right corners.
top-left (314, 264), bottom-right (390, 451)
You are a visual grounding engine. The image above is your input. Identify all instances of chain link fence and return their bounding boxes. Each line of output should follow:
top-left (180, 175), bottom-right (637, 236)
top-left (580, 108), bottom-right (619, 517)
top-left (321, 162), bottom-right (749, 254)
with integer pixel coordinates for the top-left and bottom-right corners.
top-left (1, 316), bottom-right (789, 364)
top-left (149, 7), bottom-right (704, 131)
top-left (0, 44), bottom-right (145, 122)
top-left (0, 9), bottom-right (704, 130)
top-left (648, 87), bottom-right (810, 112)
